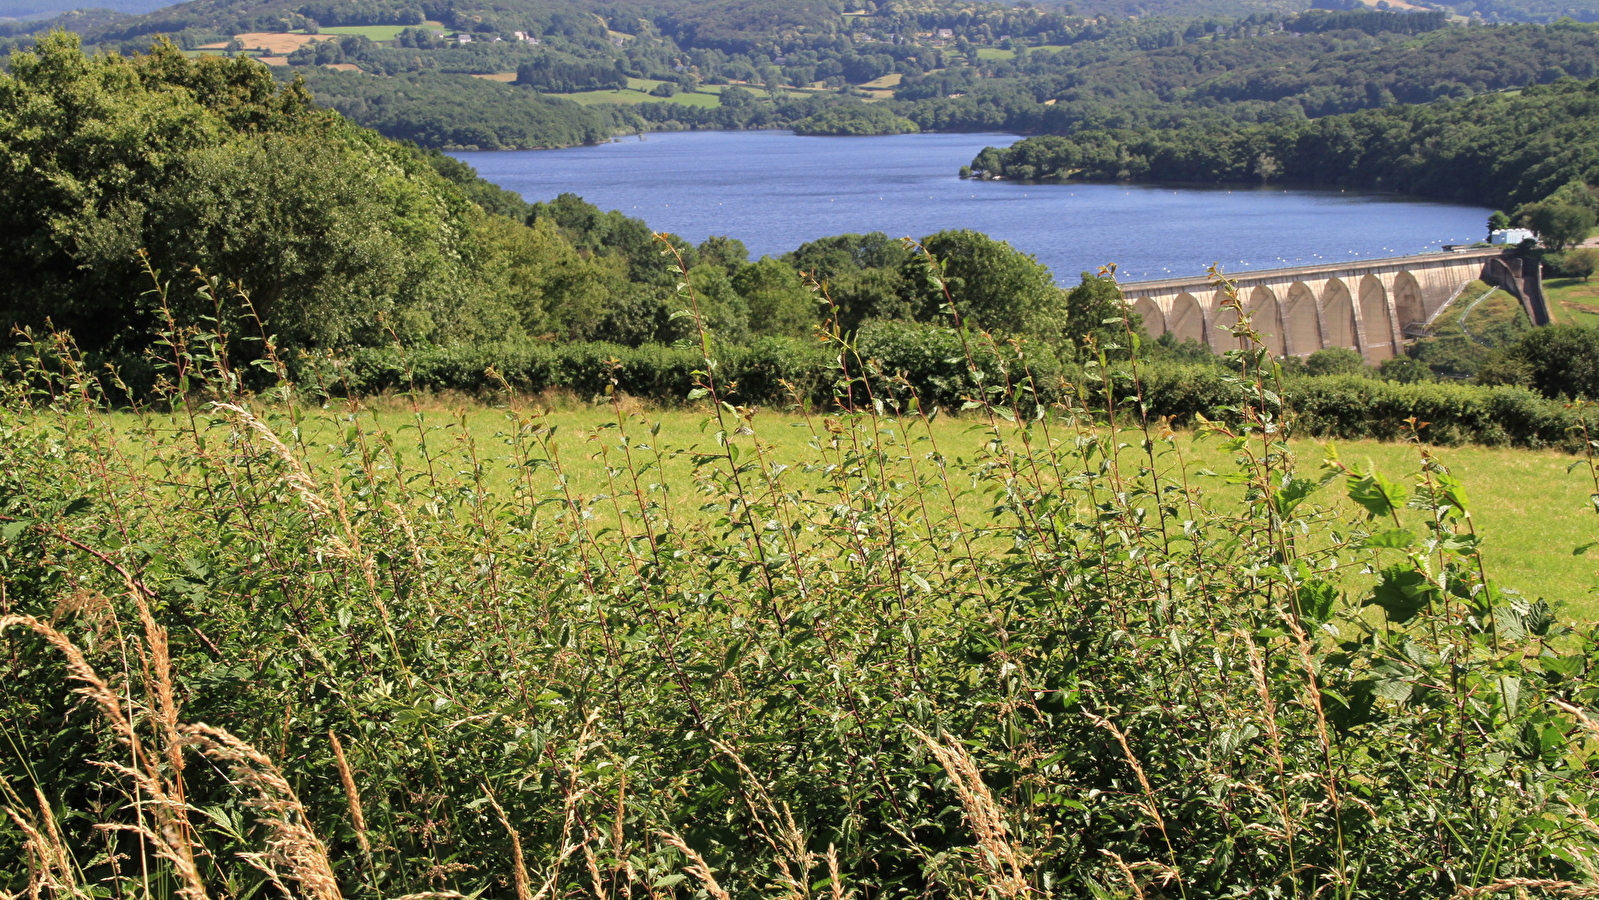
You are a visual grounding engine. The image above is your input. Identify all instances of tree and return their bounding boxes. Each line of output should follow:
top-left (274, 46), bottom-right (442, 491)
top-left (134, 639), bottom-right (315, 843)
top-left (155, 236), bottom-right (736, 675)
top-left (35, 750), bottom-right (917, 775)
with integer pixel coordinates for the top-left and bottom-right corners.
top-left (1510, 324), bottom-right (1599, 399)
top-left (1062, 272), bottom-right (1142, 357)
top-left (1522, 201), bottom-right (1596, 251)
top-left (1565, 248), bottom-right (1599, 281)
top-left (0, 32), bottom-right (488, 351)
top-left (732, 257), bottom-right (816, 338)
top-left (1488, 210), bottom-right (1512, 234)
top-left (697, 235), bottom-right (749, 270)
top-left (906, 230), bottom-right (1061, 335)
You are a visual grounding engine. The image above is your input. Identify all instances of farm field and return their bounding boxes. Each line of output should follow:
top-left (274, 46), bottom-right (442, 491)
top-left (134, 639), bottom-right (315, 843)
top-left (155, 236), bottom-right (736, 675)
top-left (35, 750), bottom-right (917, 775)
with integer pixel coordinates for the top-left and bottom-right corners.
top-left (1545, 275), bottom-right (1599, 327)
top-left (975, 43), bottom-right (1071, 59)
top-left (196, 31), bottom-right (332, 54)
top-left (555, 82), bottom-right (722, 107)
top-left (316, 23), bottom-right (409, 40)
top-left (92, 399), bottom-right (1599, 620)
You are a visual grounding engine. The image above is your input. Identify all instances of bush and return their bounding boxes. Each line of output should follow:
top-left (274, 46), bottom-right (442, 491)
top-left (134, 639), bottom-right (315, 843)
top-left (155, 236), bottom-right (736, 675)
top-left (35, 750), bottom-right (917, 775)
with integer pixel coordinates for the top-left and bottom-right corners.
top-left (1511, 324), bottom-right (1599, 399)
top-left (1304, 346), bottom-right (1367, 376)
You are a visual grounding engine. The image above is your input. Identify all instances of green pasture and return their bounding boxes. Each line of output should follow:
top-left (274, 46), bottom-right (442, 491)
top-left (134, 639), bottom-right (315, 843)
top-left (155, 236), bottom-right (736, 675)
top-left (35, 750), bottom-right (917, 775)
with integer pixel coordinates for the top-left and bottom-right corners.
top-left (1545, 276), bottom-right (1599, 327)
top-left (115, 399), bottom-right (1599, 619)
top-left (975, 43), bottom-right (1070, 60)
top-left (555, 80), bottom-right (722, 107)
top-left (318, 24), bottom-right (409, 40)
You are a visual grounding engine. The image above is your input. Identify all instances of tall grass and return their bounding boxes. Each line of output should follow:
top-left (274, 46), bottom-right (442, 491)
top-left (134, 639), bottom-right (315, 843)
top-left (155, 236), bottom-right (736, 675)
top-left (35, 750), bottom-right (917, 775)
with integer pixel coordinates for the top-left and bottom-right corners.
top-left (3, 254), bottom-right (1599, 899)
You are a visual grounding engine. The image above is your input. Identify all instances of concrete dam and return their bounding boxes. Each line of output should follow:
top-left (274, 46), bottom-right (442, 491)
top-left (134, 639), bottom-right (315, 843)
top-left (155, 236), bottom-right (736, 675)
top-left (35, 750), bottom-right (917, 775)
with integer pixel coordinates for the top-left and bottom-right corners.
top-left (1118, 248), bottom-right (1545, 361)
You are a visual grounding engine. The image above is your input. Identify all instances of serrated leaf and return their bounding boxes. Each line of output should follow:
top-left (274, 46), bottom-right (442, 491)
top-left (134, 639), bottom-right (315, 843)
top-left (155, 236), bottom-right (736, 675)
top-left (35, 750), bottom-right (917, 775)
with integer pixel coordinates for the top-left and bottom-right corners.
top-left (1348, 470), bottom-right (1408, 520)
top-left (1297, 579), bottom-right (1337, 624)
top-left (1497, 676), bottom-right (1521, 717)
top-left (1372, 678), bottom-right (1412, 702)
top-left (1365, 564), bottom-right (1436, 623)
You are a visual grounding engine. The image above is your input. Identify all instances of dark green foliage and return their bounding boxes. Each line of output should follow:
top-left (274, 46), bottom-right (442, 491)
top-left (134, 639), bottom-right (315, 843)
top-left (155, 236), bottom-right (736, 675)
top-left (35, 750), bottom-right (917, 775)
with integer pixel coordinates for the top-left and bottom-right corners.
top-left (908, 229), bottom-right (1063, 335)
top-left (1061, 271), bottom-right (1141, 357)
top-left (791, 104), bottom-right (918, 135)
top-left (972, 76), bottom-right (1599, 210)
top-left (0, 32), bottom-right (493, 351)
top-left (1304, 346), bottom-right (1367, 376)
top-left (1507, 323), bottom-right (1599, 398)
top-left (1378, 355), bottom-right (1432, 383)
top-left (1521, 197), bottom-right (1598, 250)
top-left (295, 68), bottom-right (638, 150)
top-left (516, 51), bottom-right (627, 92)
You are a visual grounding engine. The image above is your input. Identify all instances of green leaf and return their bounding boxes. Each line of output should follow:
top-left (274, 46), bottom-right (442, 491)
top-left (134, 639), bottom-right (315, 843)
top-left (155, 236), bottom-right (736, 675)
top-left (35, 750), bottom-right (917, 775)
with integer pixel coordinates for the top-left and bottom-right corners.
top-left (1273, 476), bottom-right (1322, 517)
top-left (1372, 677), bottom-right (1413, 703)
top-left (1365, 564), bottom-right (1436, 623)
top-left (1361, 529), bottom-right (1417, 550)
top-left (1497, 675), bottom-right (1521, 718)
top-left (0, 519), bottom-right (32, 543)
top-left (1347, 469), bottom-right (1407, 520)
top-left (1525, 599), bottom-right (1555, 636)
top-left (1540, 655), bottom-right (1583, 677)
top-left (1296, 579), bottom-right (1337, 624)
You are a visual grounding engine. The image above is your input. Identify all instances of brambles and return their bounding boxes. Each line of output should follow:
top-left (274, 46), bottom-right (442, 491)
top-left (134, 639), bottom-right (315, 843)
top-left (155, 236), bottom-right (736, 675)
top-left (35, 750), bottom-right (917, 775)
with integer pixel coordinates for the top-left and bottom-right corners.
top-left (4, 267), bottom-right (1599, 899)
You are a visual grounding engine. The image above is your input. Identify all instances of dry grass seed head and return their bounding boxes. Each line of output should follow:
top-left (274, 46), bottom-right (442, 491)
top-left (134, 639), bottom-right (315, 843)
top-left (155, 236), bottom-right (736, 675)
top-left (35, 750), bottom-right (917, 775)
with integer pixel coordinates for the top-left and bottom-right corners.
top-left (908, 727), bottom-right (1029, 900)
top-left (182, 723), bottom-right (340, 900)
top-left (658, 832), bottom-right (732, 900)
top-left (0, 615), bottom-right (208, 900)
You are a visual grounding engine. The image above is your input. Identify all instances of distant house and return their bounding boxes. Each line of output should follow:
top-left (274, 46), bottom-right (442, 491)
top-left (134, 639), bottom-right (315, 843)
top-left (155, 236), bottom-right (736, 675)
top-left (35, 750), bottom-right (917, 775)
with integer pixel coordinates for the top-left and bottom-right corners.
top-left (454, 33), bottom-right (472, 43)
top-left (937, 28), bottom-right (953, 37)
top-left (1490, 228), bottom-right (1536, 245)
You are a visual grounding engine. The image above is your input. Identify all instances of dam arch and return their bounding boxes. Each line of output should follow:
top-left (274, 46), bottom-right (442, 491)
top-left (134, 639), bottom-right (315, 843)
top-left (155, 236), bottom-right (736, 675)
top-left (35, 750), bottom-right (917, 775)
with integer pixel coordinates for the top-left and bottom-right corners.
top-left (1133, 297), bottom-right (1165, 337)
top-left (1246, 285), bottom-right (1286, 357)
top-left (1284, 282), bottom-right (1321, 355)
top-left (1357, 275), bottom-right (1392, 361)
top-left (1168, 292), bottom-right (1206, 345)
top-left (1322, 279), bottom-right (1357, 351)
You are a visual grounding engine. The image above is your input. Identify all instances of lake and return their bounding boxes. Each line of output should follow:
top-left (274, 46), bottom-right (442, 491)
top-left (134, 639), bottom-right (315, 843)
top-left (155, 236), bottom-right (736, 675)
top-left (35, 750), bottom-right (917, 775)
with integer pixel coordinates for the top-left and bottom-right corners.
top-left (452, 130), bottom-right (1493, 285)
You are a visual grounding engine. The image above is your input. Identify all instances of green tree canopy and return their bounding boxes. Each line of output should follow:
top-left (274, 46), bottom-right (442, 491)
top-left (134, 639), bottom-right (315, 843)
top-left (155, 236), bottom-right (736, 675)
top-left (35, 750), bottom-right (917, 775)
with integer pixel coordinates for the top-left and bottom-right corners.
top-left (0, 31), bottom-right (491, 351)
top-left (907, 229), bottom-right (1061, 335)
top-left (1061, 272), bottom-right (1142, 357)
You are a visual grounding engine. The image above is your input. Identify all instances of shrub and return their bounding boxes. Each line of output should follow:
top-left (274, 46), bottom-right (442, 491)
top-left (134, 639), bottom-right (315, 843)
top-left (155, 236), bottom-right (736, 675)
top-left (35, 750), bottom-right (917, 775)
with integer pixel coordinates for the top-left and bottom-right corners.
top-left (1304, 346), bottom-right (1367, 376)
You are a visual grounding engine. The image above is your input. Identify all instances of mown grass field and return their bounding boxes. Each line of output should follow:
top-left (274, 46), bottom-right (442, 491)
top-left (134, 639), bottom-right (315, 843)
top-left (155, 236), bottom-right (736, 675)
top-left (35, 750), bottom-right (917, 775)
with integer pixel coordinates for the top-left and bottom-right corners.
top-left (974, 43), bottom-right (1071, 60)
top-left (141, 399), bottom-right (1595, 620)
top-left (1545, 275), bottom-right (1599, 327)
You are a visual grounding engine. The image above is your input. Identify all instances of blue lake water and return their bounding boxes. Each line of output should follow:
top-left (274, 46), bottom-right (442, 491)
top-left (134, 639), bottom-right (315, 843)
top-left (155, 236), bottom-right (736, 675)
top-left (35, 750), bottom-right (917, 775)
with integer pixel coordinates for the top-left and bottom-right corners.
top-left (452, 130), bottom-right (1493, 285)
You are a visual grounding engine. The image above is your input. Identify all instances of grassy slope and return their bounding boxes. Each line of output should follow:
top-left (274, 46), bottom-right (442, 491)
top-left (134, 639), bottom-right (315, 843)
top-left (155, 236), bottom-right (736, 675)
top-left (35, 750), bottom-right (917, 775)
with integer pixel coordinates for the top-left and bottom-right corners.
top-left (1545, 276), bottom-right (1599, 327)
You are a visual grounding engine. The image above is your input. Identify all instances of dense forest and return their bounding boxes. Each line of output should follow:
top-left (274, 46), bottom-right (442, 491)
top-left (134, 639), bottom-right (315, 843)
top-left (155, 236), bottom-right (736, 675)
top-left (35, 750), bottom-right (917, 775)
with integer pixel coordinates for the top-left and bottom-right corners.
top-left (4, 0), bottom-right (1599, 150)
top-left (968, 76), bottom-right (1599, 210)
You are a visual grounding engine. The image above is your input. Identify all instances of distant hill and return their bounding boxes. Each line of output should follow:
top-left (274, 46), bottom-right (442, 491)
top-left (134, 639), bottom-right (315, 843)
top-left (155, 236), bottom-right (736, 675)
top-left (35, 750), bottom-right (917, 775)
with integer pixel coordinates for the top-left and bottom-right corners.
top-left (1073, 0), bottom-right (1599, 22)
top-left (0, 0), bottom-right (163, 20)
